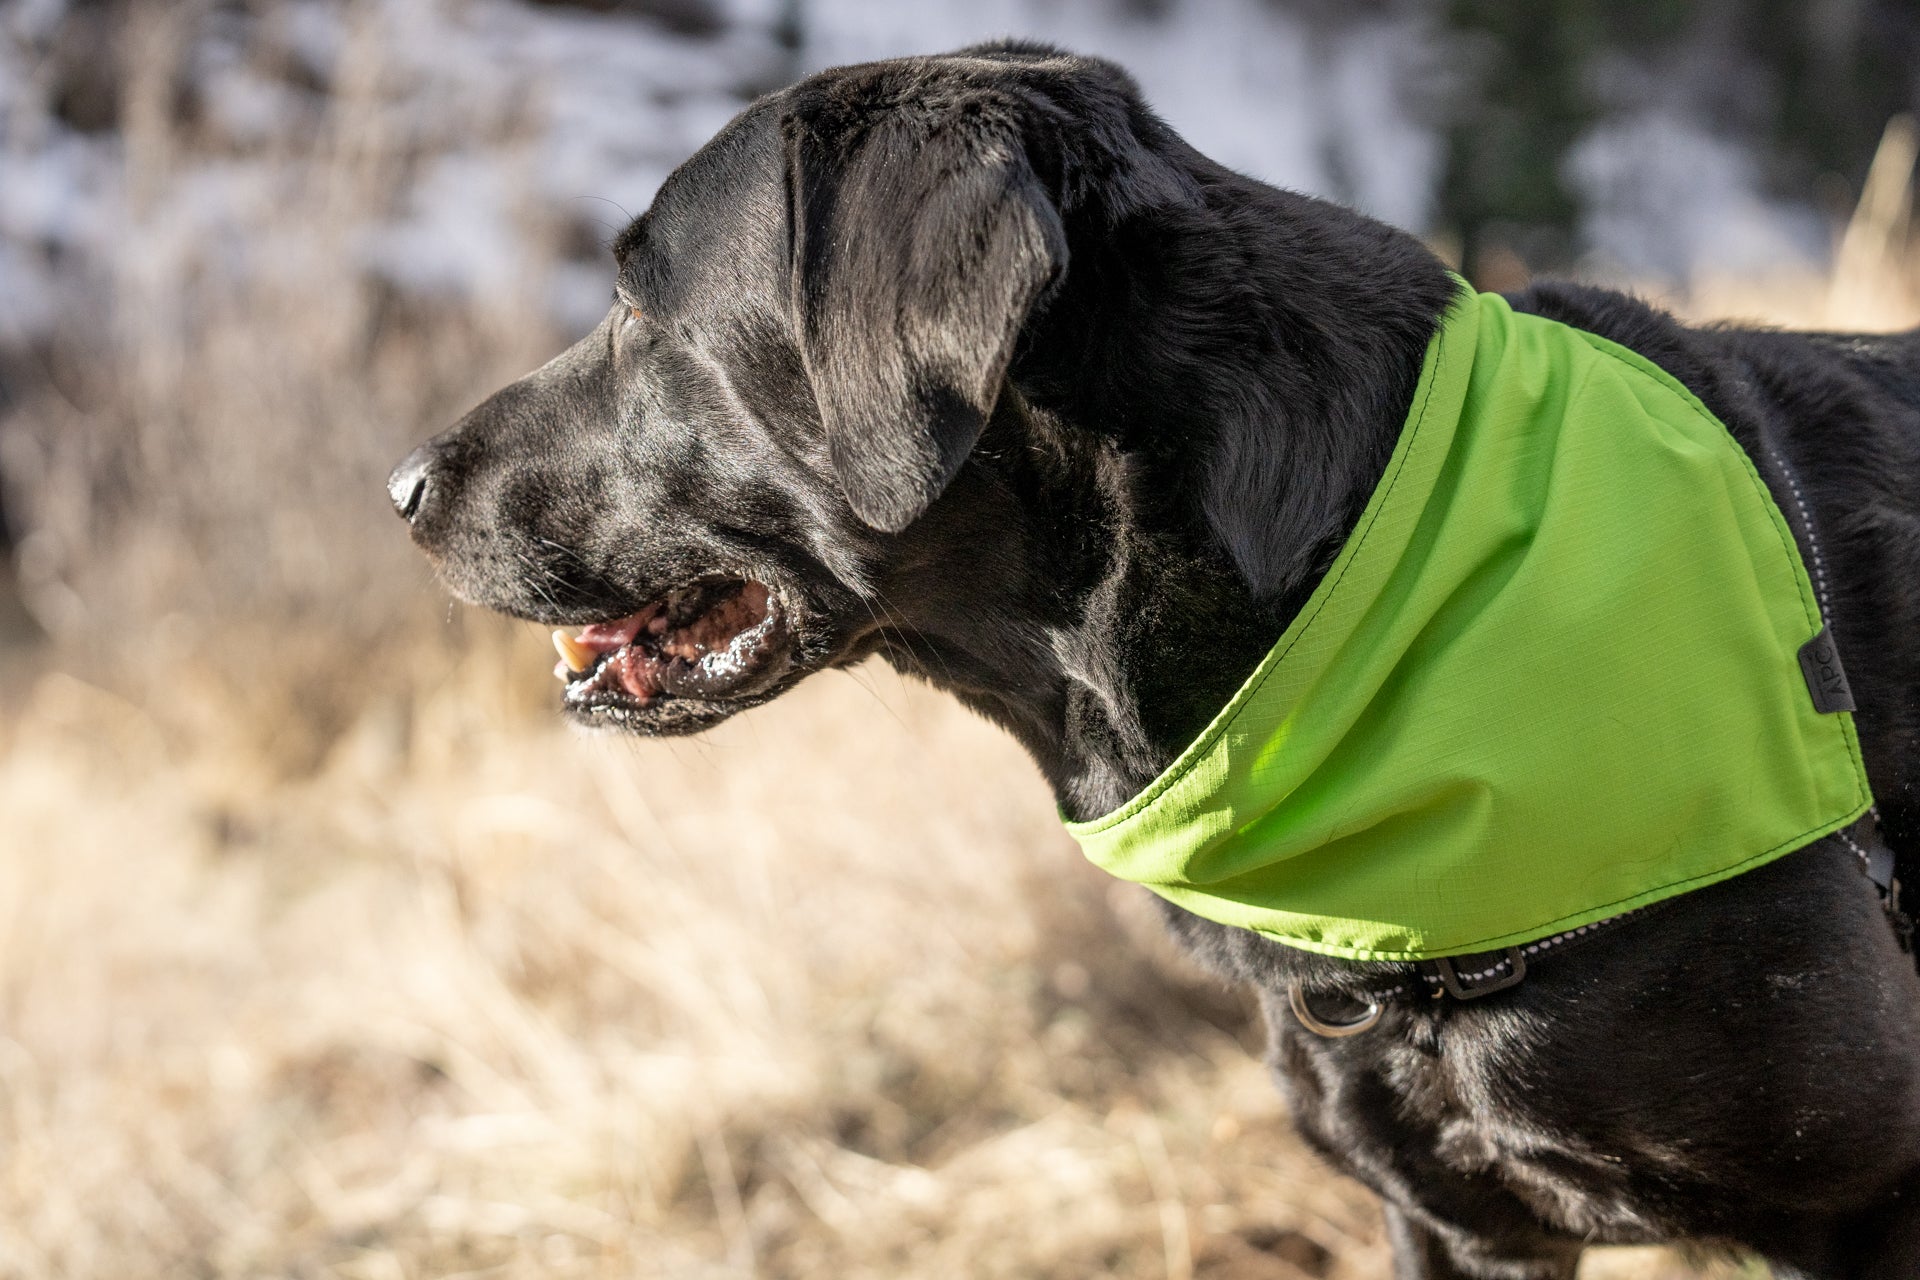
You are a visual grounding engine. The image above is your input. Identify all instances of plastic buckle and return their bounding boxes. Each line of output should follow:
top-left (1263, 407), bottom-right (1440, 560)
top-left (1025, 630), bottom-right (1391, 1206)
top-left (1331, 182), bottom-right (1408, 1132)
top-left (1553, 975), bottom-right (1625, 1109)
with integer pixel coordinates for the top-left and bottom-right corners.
top-left (1433, 947), bottom-right (1528, 1000)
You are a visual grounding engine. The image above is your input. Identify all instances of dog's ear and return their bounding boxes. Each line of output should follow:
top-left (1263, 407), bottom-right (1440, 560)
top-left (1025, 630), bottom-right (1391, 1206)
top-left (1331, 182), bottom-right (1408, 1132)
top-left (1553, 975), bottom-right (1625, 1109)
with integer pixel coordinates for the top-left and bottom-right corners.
top-left (785, 96), bottom-right (1066, 533)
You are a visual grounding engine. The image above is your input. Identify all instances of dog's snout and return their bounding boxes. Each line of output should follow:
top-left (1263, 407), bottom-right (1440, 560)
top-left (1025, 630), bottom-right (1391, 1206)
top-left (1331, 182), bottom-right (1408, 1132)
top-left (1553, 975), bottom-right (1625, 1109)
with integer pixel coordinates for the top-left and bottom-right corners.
top-left (387, 446), bottom-right (438, 524)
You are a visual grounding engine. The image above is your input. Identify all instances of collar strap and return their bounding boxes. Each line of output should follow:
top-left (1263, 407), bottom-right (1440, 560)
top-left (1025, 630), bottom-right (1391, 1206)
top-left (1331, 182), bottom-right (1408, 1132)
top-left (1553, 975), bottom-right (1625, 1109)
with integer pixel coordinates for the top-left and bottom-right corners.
top-left (1348, 903), bottom-right (1651, 1004)
top-left (1323, 814), bottom-right (1909, 1009)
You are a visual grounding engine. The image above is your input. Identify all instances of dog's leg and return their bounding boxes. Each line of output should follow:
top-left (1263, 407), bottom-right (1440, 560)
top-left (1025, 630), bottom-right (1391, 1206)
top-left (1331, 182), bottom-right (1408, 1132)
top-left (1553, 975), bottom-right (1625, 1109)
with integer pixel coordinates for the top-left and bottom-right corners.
top-left (1857, 1170), bottom-right (1920, 1280)
top-left (1384, 1205), bottom-right (1580, 1280)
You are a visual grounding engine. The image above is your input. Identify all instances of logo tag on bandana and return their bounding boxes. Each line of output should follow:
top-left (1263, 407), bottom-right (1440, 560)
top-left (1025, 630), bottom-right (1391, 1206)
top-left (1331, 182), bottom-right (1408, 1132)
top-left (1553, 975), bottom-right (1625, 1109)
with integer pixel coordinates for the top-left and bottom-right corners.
top-left (1799, 628), bottom-right (1857, 713)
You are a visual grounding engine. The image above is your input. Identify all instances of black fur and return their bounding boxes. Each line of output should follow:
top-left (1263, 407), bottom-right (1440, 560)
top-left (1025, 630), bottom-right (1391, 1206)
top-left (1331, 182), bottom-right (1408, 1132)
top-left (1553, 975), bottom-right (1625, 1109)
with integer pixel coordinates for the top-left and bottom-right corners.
top-left (392, 43), bottom-right (1920, 1278)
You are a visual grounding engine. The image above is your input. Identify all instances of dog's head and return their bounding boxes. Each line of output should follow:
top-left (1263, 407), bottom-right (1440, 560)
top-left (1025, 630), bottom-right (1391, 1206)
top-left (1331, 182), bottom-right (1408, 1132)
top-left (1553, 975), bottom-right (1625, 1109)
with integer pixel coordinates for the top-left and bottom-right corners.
top-left (390, 44), bottom-right (1155, 735)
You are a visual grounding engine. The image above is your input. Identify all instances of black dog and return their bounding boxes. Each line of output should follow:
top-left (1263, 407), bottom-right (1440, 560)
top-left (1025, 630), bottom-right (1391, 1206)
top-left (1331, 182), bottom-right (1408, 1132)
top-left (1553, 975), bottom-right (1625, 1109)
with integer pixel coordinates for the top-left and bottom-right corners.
top-left (390, 44), bottom-right (1920, 1279)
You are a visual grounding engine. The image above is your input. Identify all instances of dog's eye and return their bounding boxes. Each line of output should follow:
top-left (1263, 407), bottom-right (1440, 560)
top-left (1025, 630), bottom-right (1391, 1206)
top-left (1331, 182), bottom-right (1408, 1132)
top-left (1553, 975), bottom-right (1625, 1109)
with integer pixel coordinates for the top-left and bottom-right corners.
top-left (626, 305), bottom-right (643, 323)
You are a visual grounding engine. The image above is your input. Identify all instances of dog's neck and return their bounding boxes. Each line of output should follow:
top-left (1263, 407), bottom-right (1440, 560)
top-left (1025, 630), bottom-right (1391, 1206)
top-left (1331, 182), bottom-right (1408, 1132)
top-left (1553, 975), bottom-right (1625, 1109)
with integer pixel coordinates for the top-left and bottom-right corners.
top-left (881, 174), bottom-right (1455, 822)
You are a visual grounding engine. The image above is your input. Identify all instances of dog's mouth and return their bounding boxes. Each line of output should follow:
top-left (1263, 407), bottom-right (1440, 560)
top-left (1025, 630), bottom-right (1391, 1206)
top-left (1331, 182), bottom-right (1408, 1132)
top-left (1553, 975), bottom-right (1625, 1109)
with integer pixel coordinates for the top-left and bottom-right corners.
top-left (550, 576), bottom-right (792, 729)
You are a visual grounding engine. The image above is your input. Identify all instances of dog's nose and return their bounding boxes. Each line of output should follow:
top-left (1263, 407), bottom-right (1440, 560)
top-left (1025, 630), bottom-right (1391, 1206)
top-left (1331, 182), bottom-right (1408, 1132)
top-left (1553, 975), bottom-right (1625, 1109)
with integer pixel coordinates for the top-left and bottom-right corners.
top-left (387, 446), bottom-right (436, 522)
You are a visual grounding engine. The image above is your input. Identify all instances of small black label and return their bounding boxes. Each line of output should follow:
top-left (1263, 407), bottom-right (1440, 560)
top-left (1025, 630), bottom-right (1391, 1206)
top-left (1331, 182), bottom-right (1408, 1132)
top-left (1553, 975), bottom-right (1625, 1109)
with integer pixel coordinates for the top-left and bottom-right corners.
top-left (1798, 627), bottom-right (1856, 714)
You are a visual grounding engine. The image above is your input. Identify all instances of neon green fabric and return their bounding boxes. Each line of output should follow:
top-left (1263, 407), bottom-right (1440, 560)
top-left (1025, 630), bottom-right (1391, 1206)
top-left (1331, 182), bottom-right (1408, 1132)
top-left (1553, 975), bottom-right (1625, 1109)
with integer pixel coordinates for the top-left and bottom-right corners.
top-left (1064, 287), bottom-right (1872, 962)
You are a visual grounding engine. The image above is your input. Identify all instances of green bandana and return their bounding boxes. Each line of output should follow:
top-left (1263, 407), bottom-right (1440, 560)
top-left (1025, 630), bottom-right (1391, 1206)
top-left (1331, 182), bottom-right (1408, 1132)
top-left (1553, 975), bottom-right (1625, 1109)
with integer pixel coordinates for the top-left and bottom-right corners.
top-left (1065, 287), bottom-right (1872, 962)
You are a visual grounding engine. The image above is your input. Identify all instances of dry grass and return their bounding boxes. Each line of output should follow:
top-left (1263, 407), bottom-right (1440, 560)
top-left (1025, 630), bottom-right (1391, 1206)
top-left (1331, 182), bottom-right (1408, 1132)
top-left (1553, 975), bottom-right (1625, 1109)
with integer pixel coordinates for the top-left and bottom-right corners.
top-left (0, 629), bottom-right (1375, 1279)
top-left (0, 623), bottom-right (1781, 1280)
top-left (2, 8), bottom-right (1915, 1273)
top-left (1670, 117), bottom-right (1920, 332)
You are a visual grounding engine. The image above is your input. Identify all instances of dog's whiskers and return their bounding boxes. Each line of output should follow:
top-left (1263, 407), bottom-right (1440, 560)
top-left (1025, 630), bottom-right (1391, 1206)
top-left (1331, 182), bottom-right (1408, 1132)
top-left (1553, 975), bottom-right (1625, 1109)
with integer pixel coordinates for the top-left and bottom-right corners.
top-left (513, 547), bottom-right (566, 615)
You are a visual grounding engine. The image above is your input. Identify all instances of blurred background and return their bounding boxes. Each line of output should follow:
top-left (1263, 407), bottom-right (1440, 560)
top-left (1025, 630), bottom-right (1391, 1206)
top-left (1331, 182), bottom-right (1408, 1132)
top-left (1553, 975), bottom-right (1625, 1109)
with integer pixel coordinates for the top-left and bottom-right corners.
top-left (1, 1), bottom-right (1917, 1276)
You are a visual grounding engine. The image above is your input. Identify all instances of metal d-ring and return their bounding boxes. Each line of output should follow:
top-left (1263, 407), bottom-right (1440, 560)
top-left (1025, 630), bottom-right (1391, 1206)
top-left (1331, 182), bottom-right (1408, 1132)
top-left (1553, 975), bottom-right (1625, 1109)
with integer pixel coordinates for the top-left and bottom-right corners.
top-left (1288, 984), bottom-right (1383, 1038)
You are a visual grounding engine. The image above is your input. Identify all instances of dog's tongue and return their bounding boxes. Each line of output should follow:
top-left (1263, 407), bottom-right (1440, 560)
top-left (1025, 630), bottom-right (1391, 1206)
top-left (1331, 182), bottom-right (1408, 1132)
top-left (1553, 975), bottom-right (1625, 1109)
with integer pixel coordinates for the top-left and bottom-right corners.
top-left (549, 580), bottom-right (775, 705)
top-left (605, 642), bottom-right (665, 702)
top-left (580, 614), bottom-right (650, 652)
top-left (551, 606), bottom-right (665, 682)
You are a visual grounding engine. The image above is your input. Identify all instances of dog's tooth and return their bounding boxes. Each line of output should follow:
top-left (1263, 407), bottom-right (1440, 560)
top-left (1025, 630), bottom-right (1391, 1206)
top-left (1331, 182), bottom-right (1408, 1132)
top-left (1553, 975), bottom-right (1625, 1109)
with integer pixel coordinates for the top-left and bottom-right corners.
top-left (553, 629), bottom-right (594, 673)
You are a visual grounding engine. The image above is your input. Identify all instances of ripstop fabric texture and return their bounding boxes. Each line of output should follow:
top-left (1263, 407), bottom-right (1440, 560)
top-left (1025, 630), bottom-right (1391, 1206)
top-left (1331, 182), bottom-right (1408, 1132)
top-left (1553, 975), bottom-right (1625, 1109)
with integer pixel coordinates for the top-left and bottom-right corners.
top-left (1063, 287), bottom-right (1873, 962)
